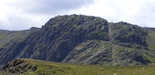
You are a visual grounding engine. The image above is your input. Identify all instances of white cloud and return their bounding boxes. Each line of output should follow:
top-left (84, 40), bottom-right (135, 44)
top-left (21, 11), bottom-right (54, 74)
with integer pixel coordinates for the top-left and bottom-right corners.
top-left (73, 0), bottom-right (155, 27)
top-left (0, 0), bottom-right (94, 30)
top-left (0, 0), bottom-right (155, 30)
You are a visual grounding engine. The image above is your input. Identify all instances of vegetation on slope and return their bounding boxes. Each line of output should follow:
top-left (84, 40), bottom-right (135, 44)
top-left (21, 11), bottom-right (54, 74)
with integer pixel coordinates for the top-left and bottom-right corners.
top-left (0, 28), bottom-right (40, 48)
top-left (147, 29), bottom-right (155, 50)
top-left (1, 58), bottom-right (155, 75)
top-left (0, 27), bottom-right (40, 65)
top-left (0, 30), bottom-right (29, 48)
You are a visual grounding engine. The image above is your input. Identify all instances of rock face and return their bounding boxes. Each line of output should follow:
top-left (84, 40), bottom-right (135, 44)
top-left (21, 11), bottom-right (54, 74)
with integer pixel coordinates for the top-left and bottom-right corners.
top-left (0, 15), bottom-right (155, 66)
top-left (2, 59), bottom-right (37, 73)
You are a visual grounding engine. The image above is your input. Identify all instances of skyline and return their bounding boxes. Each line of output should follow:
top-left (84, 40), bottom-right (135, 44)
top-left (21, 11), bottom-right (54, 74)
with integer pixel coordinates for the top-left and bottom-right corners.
top-left (0, 0), bottom-right (155, 30)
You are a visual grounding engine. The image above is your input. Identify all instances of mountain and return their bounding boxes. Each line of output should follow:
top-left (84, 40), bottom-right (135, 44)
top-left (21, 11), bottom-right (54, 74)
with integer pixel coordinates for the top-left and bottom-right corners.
top-left (1, 58), bottom-right (155, 75)
top-left (0, 14), bottom-right (155, 66)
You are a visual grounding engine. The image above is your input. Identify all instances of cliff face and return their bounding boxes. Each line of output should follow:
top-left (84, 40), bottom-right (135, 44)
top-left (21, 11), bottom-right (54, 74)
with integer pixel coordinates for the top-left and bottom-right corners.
top-left (0, 15), bottom-right (155, 66)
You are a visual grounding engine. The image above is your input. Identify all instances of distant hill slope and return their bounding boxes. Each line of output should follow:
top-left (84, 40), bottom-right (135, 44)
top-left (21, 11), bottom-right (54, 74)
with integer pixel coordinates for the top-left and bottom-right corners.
top-left (0, 15), bottom-right (155, 66)
top-left (0, 28), bottom-right (40, 48)
top-left (0, 30), bottom-right (29, 48)
top-left (0, 28), bottom-right (40, 66)
top-left (1, 58), bottom-right (155, 75)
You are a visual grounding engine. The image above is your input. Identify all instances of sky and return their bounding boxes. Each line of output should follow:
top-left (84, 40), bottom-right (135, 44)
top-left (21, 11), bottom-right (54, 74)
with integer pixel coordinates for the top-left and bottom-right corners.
top-left (0, 0), bottom-right (155, 30)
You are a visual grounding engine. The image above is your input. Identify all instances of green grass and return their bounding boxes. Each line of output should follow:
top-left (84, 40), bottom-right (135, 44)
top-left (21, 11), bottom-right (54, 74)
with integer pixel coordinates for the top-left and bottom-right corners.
top-left (2, 58), bottom-right (155, 75)
top-left (147, 30), bottom-right (155, 50)
top-left (0, 30), bottom-right (31, 48)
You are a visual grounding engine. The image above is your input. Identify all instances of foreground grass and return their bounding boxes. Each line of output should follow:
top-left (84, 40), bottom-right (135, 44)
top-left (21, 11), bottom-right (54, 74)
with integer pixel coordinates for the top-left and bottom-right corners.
top-left (1, 58), bottom-right (155, 75)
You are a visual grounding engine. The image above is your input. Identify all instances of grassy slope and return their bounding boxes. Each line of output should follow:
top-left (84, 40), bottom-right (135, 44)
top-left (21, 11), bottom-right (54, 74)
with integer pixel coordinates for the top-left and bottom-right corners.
top-left (147, 29), bottom-right (155, 50)
top-left (0, 30), bottom-right (31, 48)
top-left (2, 59), bottom-right (155, 75)
top-left (0, 27), bottom-right (40, 48)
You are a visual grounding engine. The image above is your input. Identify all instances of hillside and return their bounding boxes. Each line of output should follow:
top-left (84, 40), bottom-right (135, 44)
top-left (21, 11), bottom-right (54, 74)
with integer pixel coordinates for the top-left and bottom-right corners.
top-left (1, 58), bottom-right (155, 75)
top-left (0, 27), bottom-right (40, 66)
top-left (0, 14), bottom-right (155, 66)
top-left (0, 27), bottom-right (40, 48)
top-left (0, 30), bottom-right (30, 48)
